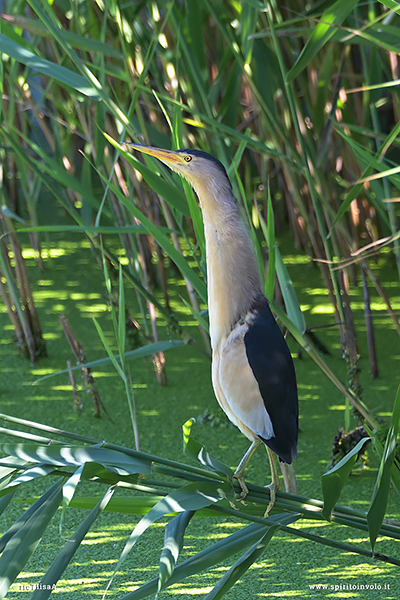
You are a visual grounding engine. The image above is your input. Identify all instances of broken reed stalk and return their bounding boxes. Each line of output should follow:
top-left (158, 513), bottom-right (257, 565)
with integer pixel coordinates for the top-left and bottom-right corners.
top-left (67, 359), bottom-right (83, 411)
top-left (59, 314), bottom-right (114, 420)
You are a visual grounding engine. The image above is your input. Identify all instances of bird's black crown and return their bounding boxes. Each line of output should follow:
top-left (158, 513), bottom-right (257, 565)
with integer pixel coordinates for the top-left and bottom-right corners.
top-left (178, 148), bottom-right (228, 178)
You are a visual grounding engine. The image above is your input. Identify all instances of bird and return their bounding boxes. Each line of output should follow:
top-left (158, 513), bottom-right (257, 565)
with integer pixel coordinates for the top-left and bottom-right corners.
top-left (127, 143), bottom-right (299, 515)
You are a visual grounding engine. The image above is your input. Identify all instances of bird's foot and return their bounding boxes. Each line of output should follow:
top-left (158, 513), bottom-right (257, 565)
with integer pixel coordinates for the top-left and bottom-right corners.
top-left (233, 473), bottom-right (249, 501)
top-left (264, 481), bottom-right (279, 517)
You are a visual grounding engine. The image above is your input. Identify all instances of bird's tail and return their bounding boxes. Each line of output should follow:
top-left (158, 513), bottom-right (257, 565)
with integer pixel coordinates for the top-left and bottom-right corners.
top-left (280, 462), bottom-right (297, 494)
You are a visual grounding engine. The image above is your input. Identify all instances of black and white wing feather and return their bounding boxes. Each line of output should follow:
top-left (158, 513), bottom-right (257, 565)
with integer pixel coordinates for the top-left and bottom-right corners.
top-left (244, 297), bottom-right (298, 463)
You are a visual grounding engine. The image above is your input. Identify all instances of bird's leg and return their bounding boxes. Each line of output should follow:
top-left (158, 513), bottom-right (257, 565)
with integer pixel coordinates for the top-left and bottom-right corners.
top-left (233, 439), bottom-right (261, 500)
top-left (280, 462), bottom-right (297, 494)
top-left (264, 447), bottom-right (280, 517)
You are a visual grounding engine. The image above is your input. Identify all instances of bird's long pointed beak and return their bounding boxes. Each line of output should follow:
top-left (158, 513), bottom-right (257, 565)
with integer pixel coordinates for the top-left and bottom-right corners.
top-left (126, 143), bottom-right (183, 166)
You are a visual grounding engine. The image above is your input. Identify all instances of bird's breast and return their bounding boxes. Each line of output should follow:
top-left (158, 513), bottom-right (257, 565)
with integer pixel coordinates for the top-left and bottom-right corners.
top-left (211, 314), bottom-right (275, 444)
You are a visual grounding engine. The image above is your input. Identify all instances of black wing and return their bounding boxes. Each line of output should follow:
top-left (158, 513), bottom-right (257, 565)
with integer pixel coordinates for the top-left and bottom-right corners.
top-left (244, 296), bottom-right (298, 463)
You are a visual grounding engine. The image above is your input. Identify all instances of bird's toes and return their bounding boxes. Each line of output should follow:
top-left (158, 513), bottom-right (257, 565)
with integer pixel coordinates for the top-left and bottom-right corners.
top-left (233, 473), bottom-right (249, 501)
top-left (263, 482), bottom-right (278, 517)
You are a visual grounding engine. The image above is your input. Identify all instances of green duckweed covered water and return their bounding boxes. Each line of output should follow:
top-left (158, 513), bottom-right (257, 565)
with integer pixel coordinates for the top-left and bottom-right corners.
top-left (0, 223), bottom-right (399, 599)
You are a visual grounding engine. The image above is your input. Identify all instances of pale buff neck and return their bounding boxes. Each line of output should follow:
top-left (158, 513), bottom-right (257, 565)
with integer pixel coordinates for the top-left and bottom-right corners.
top-left (192, 177), bottom-right (263, 350)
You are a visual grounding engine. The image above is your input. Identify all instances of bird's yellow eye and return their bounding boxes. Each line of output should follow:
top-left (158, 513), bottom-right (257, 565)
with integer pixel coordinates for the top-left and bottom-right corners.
top-left (183, 155), bottom-right (192, 162)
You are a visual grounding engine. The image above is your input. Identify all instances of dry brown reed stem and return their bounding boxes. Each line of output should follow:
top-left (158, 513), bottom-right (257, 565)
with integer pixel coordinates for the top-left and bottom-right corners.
top-left (0, 276), bottom-right (25, 349)
top-left (67, 359), bottom-right (83, 411)
top-left (59, 314), bottom-right (114, 420)
top-left (0, 225), bottom-right (45, 362)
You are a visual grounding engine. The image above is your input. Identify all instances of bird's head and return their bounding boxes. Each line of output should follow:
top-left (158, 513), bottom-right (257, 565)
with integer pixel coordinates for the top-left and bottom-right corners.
top-left (126, 143), bottom-right (232, 201)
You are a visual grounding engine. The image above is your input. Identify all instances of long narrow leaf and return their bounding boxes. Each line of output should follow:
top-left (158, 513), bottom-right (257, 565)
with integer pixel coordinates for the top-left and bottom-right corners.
top-left (265, 189), bottom-right (276, 300)
top-left (118, 264), bottom-right (126, 360)
top-left (322, 437), bottom-right (371, 520)
top-left (286, 0), bottom-right (359, 82)
top-left (0, 484), bottom-right (62, 598)
top-left (157, 511), bottom-right (195, 594)
top-left (108, 134), bottom-right (189, 216)
top-left (335, 127), bottom-right (400, 196)
top-left (34, 340), bottom-right (187, 383)
top-left (0, 464), bottom-right (54, 496)
top-left (120, 517), bottom-right (293, 600)
top-left (69, 495), bottom-right (164, 515)
top-left (31, 488), bottom-right (114, 600)
top-left (180, 298), bottom-right (209, 331)
top-left (106, 481), bottom-right (231, 594)
top-left (120, 522), bottom-right (269, 599)
top-left (368, 385), bottom-right (400, 551)
top-left (4, 128), bottom-right (107, 215)
top-left (0, 490), bottom-right (15, 518)
top-left (0, 443), bottom-right (151, 475)
top-left (0, 15), bottom-right (123, 57)
top-left (16, 225), bottom-right (174, 234)
top-left (0, 481), bottom-right (63, 553)
top-left (93, 317), bottom-right (126, 382)
top-left (0, 33), bottom-right (100, 98)
top-left (59, 465), bottom-right (85, 537)
top-left (204, 512), bottom-right (299, 600)
top-left (365, 423), bottom-right (400, 494)
top-left (275, 250), bottom-right (306, 334)
top-left (93, 138), bottom-right (207, 300)
top-left (183, 419), bottom-right (233, 481)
